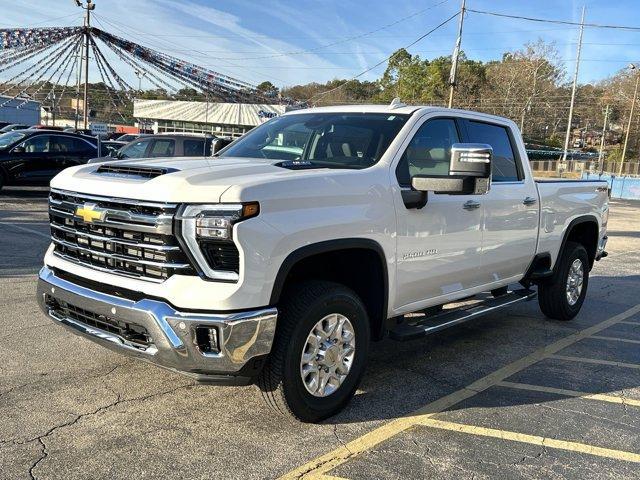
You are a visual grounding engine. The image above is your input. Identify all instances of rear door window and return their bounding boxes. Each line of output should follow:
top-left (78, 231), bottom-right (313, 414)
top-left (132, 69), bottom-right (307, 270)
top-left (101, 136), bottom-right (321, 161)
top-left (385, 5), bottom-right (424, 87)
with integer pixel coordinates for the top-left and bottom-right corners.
top-left (50, 135), bottom-right (95, 154)
top-left (148, 139), bottom-right (175, 158)
top-left (464, 121), bottom-right (520, 182)
top-left (183, 139), bottom-right (205, 156)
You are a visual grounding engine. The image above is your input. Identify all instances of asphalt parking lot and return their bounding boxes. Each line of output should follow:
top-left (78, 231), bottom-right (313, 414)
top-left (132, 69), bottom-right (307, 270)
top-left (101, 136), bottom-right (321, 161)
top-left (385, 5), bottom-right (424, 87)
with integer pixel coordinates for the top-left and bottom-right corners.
top-left (1, 187), bottom-right (639, 480)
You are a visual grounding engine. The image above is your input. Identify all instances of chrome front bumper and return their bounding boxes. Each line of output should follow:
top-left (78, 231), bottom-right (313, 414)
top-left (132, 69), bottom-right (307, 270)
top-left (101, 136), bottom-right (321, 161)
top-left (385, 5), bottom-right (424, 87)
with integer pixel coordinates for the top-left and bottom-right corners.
top-left (37, 266), bottom-right (277, 383)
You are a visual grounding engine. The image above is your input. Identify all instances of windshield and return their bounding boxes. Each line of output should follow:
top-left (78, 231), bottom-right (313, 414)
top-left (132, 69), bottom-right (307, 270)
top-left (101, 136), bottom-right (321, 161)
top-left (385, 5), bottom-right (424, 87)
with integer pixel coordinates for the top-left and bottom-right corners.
top-left (117, 138), bottom-right (150, 159)
top-left (219, 112), bottom-right (409, 169)
top-left (0, 131), bottom-right (26, 150)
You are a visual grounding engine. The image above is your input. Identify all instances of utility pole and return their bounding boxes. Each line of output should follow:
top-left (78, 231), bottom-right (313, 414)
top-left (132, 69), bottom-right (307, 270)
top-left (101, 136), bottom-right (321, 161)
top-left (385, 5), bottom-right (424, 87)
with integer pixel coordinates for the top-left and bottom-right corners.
top-left (74, 41), bottom-right (82, 130)
top-left (448, 0), bottom-right (466, 109)
top-left (620, 64), bottom-right (639, 176)
top-left (598, 104), bottom-right (610, 174)
top-left (562, 5), bottom-right (586, 162)
top-left (74, 0), bottom-right (95, 130)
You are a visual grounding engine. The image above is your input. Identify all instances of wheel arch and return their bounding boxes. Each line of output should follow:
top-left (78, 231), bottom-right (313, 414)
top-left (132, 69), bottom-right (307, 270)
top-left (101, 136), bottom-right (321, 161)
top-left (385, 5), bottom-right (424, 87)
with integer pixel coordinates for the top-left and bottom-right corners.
top-left (555, 215), bottom-right (599, 275)
top-left (270, 239), bottom-right (389, 341)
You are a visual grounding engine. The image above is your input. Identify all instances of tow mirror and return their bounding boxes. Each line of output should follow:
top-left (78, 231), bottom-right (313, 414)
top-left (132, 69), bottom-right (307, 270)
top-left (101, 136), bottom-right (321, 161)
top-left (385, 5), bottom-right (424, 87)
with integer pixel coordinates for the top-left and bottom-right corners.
top-left (411, 143), bottom-right (492, 197)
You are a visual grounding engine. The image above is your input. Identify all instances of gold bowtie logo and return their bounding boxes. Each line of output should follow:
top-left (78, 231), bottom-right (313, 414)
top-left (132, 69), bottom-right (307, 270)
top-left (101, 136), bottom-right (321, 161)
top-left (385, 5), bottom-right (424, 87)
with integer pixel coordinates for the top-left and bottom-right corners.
top-left (75, 203), bottom-right (106, 223)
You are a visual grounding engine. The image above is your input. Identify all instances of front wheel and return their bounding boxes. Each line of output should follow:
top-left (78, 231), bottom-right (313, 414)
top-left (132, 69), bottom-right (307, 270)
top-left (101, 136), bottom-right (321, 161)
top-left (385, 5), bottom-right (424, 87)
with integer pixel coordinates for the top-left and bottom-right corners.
top-left (538, 241), bottom-right (589, 321)
top-left (257, 281), bottom-right (370, 422)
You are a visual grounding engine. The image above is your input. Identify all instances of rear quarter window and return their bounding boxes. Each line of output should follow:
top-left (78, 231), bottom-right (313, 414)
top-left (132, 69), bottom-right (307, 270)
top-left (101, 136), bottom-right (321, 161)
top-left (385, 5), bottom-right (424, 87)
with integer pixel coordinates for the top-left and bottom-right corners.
top-left (465, 121), bottom-right (520, 182)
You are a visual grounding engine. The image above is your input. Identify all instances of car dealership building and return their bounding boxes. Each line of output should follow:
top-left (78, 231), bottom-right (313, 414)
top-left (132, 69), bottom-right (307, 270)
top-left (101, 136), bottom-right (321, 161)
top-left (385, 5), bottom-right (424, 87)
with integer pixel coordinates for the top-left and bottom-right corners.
top-left (133, 99), bottom-right (289, 138)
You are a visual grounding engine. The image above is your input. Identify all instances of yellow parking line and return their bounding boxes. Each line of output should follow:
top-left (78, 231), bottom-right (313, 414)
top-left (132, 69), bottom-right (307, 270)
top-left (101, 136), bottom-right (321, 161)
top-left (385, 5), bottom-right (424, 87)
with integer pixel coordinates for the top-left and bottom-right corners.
top-left (279, 304), bottom-right (640, 479)
top-left (591, 335), bottom-right (640, 345)
top-left (497, 381), bottom-right (640, 407)
top-left (550, 355), bottom-right (640, 370)
top-left (416, 418), bottom-right (640, 463)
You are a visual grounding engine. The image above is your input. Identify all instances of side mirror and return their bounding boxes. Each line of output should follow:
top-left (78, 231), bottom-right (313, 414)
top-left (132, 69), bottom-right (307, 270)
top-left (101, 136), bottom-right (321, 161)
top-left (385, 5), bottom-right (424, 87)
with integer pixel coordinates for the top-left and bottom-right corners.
top-left (411, 143), bottom-right (492, 196)
top-left (12, 145), bottom-right (25, 154)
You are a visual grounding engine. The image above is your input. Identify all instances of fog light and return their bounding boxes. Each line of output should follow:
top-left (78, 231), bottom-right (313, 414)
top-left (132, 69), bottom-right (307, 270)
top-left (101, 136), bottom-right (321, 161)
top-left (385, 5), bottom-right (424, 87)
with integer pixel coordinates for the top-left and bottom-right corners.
top-left (195, 326), bottom-right (220, 354)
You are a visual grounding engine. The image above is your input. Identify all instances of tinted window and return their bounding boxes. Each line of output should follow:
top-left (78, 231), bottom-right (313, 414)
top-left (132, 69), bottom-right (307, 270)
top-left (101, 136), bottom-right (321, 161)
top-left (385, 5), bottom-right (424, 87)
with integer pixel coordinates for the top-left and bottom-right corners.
top-left (21, 135), bottom-right (51, 153)
top-left (220, 113), bottom-right (409, 169)
top-left (396, 119), bottom-right (459, 186)
top-left (183, 139), bottom-right (205, 156)
top-left (50, 135), bottom-right (95, 153)
top-left (119, 138), bottom-right (151, 159)
top-left (0, 131), bottom-right (26, 150)
top-left (149, 139), bottom-right (175, 157)
top-left (465, 121), bottom-right (519, 182)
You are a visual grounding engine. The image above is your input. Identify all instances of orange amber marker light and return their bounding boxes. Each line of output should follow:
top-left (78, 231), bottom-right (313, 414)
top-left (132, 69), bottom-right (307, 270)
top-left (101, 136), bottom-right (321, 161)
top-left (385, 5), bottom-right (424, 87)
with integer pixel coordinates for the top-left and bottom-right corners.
top-left (242, 202), bottom-right (260, 218)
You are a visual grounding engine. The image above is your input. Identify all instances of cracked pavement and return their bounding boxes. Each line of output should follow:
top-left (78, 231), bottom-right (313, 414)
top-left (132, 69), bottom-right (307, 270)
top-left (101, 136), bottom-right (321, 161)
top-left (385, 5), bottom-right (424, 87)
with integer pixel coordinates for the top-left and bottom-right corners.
top-left (1, 188), bottom-right (639, 479)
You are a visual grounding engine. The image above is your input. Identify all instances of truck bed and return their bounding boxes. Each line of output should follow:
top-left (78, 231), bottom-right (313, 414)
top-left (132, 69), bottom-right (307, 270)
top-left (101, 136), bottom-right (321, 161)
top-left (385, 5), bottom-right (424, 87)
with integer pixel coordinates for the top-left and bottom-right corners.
top-left (535, 179), bottom-right (608, 268)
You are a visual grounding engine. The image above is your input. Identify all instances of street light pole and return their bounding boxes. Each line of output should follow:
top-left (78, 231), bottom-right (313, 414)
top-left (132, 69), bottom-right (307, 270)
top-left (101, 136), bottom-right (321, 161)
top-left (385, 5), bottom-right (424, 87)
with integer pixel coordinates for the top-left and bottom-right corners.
top-left (74, 0), bottom-right (95, 130)
top-left (134, 69), bottom-right (147, 92)
top-left (619, 64), bottom-right (639, 176)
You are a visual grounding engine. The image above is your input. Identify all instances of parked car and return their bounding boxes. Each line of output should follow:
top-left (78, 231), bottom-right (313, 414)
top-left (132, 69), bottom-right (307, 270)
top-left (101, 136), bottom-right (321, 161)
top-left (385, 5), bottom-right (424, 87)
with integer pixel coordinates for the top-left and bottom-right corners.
top-left (93, 140), bottom-right (126, 158)
top-left (87, 133), bottom-right (215, 163)
top-left (0, 124), bottom-right (30, 133)
top-left (0, 129), bottom-right (97, 190)
top-left (63, 127), bottom-right (93, 136)
top-left (32, 125), bottom-right (65, 131)
top-left (115, 133), bottom-right (150, 143)
top-left (37, 104), bottom-right (609, 422)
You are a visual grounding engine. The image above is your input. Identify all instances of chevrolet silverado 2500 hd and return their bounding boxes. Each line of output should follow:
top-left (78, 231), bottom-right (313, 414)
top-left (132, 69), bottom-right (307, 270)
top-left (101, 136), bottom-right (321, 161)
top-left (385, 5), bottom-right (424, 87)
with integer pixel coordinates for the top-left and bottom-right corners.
top-left (37, 105), bottom-right (608, 422)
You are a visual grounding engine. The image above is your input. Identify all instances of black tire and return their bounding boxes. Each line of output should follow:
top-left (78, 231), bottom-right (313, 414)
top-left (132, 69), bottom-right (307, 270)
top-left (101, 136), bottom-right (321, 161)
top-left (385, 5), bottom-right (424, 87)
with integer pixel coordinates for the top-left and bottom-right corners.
top-left (538, 241), bottom-right (589, 321)
top-left (257, 281), bottom-right (370, 423)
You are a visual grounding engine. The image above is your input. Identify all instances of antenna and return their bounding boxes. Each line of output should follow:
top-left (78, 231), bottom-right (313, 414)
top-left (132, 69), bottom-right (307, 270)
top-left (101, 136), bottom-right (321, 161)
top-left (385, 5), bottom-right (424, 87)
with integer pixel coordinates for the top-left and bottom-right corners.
top-left (389, 97), bottom-right (406, 109)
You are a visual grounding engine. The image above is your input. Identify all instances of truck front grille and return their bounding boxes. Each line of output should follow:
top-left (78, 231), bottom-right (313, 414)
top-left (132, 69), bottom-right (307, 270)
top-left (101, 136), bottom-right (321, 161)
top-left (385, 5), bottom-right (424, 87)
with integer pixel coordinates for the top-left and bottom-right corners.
top-left (49, 189), bottom-right (195, 282)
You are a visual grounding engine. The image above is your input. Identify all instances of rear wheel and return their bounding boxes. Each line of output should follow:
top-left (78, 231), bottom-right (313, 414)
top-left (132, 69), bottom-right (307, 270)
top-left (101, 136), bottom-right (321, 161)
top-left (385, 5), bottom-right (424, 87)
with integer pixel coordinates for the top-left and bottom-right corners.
top-left (538, 241), bottom-right (589, 321)
top-left (257, 281), bottom-right (370, 422)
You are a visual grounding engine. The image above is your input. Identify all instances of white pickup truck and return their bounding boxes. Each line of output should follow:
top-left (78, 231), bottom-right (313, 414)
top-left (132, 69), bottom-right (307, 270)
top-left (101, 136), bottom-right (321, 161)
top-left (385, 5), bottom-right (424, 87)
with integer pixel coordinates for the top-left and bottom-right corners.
top-left (37, 104), bottom-right (609, 422)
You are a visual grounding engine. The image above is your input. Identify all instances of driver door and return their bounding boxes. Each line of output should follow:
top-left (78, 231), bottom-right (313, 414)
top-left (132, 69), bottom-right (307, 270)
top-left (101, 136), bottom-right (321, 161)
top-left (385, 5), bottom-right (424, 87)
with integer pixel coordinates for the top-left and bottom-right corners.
top-left (393, 117), bottom-right (485, 312)
top-left (9, 134), bottom-right (56, 184)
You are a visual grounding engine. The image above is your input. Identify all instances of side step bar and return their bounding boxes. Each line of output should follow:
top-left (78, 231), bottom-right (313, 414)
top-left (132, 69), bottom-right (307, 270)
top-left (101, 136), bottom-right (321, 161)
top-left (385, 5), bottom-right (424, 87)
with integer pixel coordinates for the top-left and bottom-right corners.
top-left (389, 289), bottom-right (537, 341)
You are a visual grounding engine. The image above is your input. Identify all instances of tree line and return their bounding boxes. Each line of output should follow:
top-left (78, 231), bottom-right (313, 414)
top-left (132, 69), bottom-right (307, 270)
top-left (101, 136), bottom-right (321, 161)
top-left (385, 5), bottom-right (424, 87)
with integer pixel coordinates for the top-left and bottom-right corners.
top-left (263, 40), bottom-right (640, 159)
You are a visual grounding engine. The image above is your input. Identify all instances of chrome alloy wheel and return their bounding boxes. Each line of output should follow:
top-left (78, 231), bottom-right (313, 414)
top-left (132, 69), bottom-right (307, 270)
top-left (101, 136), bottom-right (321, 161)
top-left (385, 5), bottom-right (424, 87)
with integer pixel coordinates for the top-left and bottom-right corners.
top-left (300, 313), bottom-right (356, 397)
top-left (566, 258), bottom-right (584, 306)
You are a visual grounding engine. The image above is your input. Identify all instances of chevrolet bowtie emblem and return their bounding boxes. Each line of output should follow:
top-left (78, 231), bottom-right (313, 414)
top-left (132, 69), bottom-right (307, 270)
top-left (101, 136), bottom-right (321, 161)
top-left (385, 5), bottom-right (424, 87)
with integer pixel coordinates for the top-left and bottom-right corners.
top-left (75, 203), bottom-right (106, 223)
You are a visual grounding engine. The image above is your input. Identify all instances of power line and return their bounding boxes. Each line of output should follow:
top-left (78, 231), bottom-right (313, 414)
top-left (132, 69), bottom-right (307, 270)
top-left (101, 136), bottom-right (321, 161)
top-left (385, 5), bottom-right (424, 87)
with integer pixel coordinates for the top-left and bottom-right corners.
top-left (467, 8), bottom-right (640, 31)
top-left (309, 12), bottom-right (460, 102)
top-left (196, 0), bottom-right (453, 62)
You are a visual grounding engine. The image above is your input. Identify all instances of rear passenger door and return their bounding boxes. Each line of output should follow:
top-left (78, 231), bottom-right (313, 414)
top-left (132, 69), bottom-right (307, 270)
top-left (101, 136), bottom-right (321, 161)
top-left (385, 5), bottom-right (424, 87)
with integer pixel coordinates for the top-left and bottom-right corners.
top-left (49, 135), bottom-right (97, 170)
top-left (461, 119), bottom-right (539, 285)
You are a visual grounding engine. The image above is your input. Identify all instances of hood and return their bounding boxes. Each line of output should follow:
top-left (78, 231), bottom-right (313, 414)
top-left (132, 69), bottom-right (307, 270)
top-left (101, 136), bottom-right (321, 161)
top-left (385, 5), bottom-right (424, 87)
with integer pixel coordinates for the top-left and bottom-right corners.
top-left (50, 156), bottom-right (340, 203)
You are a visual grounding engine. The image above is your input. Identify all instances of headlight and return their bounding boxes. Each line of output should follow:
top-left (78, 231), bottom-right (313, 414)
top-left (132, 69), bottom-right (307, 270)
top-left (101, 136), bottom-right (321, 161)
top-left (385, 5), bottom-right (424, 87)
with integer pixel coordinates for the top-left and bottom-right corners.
top-left (177, 203), bottom-right (259, 281)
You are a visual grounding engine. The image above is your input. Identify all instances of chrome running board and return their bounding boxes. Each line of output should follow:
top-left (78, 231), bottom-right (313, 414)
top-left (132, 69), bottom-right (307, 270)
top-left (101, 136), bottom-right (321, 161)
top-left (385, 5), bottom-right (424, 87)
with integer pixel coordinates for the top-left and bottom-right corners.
top-left (389, 289), bottom-right (537, 341)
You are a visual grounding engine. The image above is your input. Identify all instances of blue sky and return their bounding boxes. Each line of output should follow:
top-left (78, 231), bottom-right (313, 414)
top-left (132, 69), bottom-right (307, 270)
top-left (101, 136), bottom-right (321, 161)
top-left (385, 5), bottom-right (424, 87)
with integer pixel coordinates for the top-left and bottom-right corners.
top-left (3, 0), bottom-right (640, 88)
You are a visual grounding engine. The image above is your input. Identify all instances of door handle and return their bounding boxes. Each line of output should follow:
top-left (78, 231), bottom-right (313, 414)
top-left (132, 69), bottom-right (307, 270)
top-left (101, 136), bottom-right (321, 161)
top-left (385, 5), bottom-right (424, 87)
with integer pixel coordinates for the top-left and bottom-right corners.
top-left (523, 196), bottom-right (537, 206)
top-left (463, 200), bottom-right (481, 211)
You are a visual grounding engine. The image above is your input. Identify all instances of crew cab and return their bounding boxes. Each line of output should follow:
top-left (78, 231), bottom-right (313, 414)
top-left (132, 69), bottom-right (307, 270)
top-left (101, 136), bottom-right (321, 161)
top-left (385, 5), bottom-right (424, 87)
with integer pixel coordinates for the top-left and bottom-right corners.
top-left (37, 104), bottom-right (608, 422)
